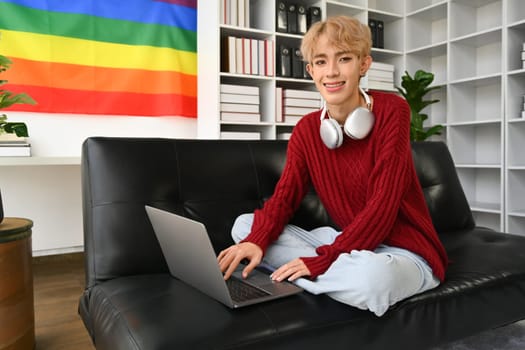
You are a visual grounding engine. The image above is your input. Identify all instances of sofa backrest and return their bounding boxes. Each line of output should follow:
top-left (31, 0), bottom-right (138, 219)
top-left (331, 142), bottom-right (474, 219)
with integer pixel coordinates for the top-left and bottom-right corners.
top-left (81, 137), bottom-right (474, 288)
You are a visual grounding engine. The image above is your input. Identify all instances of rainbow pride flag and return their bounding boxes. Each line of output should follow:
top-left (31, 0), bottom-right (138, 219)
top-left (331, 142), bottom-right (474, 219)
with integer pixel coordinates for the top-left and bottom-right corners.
top-left (0, 0), bottom-right (197, 117)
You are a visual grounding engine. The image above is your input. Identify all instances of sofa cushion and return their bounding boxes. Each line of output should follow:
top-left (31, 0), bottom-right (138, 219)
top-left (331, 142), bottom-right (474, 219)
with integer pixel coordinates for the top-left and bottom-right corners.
top-left (411, 141), bottom-right (475, 233)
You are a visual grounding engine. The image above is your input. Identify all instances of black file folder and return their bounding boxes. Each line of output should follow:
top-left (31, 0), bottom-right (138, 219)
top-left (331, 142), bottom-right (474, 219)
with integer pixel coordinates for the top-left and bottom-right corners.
top-left (376, 20), bottom-right (384, 49)
top-left (292, 48), bottom-right (304, 78)
top-left (276, 1), bottom-right (287, 32)
top-left (278, 45), bottom-right (292, 77)
top-left (297, 5), bottom-right (307, 34)
top-left (287, 4), bottom-right (297, 34)
top-left (307, 7), bottom-right (321, 29)
top-left (368, 18), bottom-right (377, 48)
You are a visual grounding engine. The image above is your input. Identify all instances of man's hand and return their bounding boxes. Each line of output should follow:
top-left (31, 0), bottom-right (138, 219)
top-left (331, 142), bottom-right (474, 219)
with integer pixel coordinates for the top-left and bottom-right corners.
top-left (218, 242), bottom-right (263, 280)
top-left (271, 258), bottom-right (311, 282)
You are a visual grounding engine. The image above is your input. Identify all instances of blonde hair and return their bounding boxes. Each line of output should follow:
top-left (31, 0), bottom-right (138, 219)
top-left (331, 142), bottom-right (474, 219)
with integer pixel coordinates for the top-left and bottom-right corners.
top-left (301, 16), bottom-right (372, 63)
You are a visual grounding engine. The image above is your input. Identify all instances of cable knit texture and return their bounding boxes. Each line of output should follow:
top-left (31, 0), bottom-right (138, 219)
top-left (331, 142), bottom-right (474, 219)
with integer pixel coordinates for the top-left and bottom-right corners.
top-left (243, 91), bottom-right (448, 281)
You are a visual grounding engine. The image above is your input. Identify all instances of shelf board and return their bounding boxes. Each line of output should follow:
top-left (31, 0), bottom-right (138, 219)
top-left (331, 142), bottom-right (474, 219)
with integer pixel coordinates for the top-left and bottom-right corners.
top-left (448, 119), bottom-right (501, 127)
top-left (470, 201), bottom-right (501, 213)
top-left (0, 156), bottom-right (81, 166)
top-left (508, 210), bottom-right (525, 218)
top-left (507, 68), bottom-right (525, 77)
top-left (371, 47), bottom-right (403, 56)
top-left (508, 166), bottom-right (525, 170)
top-left (367, 8), bottom-right (403, 20)
top-left (449, 73), bottom-right (501, 86)
top-left (220, 72), bottom-right (273, 81)
top-left (406, 0), bottom-right (448, 17)
top-left (220, 25), bottom-right (272, 38)
top-left (220, 121), bottom-right (274, 126)
top-left (406, 42), bottom-right (447, 56)
top-left (450, 26), bottom-right (502, 46)
top-left (456, 163), bottom-right (501, 168)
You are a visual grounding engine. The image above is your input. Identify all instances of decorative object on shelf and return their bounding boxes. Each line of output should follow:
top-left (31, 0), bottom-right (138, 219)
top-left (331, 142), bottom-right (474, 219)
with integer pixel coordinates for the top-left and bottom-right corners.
top-left (0, 53), bottom-right (35, 138)
top-left (396, 70), bottom-right (443, 142)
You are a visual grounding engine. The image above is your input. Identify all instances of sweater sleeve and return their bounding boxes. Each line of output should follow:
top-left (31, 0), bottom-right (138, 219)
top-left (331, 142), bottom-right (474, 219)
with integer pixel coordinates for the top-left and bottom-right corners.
top-left (241, 130), bottom-right (311, 253)
top-left (302, 96), bottom-right (414, 278)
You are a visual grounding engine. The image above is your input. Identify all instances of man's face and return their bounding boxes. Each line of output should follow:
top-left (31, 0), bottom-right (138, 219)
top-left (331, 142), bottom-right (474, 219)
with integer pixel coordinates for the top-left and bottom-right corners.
top-left (306, 34), bottom-right (369, 109)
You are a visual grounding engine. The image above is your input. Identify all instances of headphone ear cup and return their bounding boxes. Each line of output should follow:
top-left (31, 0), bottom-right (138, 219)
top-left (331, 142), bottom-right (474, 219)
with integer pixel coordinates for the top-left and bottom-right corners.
top-left (343, 107), bottom-right (375, 140)
top-left (320, 118), bottom-right (343, 149)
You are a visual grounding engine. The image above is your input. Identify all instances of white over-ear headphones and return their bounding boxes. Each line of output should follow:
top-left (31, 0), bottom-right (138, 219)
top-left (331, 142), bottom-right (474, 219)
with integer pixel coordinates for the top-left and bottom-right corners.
top-left (319, 87), bottom-right (375, 149)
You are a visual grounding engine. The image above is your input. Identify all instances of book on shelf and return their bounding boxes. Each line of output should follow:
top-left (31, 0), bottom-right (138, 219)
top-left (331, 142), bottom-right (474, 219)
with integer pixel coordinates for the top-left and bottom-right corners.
top-left (235, 37), bottom-right (243, 73)
top-left (370, 61), bottom-right (394, 72)
top-left (367, 80), bottom-right (396, 92)
top-left (276, 87), bottom-right (283, 122)
top-left (0, 134), bottom-right (29, 145)
top-left (284, 98), bottom-right (321, 108)
top-left (0, 144), bottom-right (31, 157)
top-left (243, 37), bottom-right (251, 74)
top-left (220, 112), bottom-right (261, 123)
top-left (265, 39), bottom-right (274, 76)
top-left (282, 89), bottom-right (321, 100)
top-left (222, 36), bottom-right (237, 73)
top-left (220, 131), bottom-right (261, 140)
top-left (220, 0), bottom-right (250, 28)
top-left (283, 115), bottom-right (302, 124)
top-left (367, 69), bottom-right (394, 82)
top-left (221, 103), bottom-right (259, 113)
top-left (284, 106), bottom-right (319, 116)
top-left (220, 83), bottom-right (259, 95)
top-left (220, 93), bottom-right (259, 104)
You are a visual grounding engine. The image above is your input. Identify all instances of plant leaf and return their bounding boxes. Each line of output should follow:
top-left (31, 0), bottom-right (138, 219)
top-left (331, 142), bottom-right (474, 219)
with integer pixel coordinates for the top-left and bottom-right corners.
top-left (4, 122), bottom-right (29, 137)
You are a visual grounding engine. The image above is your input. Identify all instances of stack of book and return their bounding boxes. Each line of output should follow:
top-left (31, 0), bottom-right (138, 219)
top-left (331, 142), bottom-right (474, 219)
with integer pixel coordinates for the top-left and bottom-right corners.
top-left (0, 134), bottom-right (31, 157)
top-left (220, 83), bottom-right (260, 123)
top-left (367, 62), bottom-right (395, 92)
top-left (275, 88), bottom-right (322, 124)
top-left (222, 36), bottom-right (274, 77)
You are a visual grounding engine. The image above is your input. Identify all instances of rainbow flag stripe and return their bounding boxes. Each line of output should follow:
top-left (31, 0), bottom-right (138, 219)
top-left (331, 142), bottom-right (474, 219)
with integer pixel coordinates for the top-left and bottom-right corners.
top-left (0, 0), bottom-right (197, 117)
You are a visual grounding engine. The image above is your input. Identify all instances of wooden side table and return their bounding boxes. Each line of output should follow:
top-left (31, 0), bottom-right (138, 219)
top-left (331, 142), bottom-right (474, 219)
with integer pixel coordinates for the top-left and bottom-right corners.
top-left (0, 218), bottom-right (34, 350)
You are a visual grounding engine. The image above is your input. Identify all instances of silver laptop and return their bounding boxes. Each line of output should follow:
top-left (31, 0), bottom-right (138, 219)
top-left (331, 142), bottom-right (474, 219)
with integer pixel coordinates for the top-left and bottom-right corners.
top-left (145, 205), bottom-right (303, 308)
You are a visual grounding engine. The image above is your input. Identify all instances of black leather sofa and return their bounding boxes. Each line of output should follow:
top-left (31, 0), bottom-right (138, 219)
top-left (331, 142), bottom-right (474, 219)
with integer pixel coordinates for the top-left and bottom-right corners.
top-left (79, 137), bottom-right (525, 350)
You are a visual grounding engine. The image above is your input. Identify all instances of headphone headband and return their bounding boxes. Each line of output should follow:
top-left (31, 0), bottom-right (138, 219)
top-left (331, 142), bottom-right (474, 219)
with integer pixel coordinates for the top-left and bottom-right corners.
top-left (319, 87), bottom-right (371, 121)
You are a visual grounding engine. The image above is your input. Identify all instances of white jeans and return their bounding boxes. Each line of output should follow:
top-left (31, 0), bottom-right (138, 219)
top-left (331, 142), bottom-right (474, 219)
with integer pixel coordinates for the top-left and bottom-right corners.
top-left (232, 213), bottom-right (440, 317)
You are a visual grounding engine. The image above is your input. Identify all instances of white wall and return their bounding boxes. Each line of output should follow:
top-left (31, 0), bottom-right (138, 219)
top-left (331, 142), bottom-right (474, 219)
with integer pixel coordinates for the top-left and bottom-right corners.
top-left (1, 111), bottom-right (197, 255)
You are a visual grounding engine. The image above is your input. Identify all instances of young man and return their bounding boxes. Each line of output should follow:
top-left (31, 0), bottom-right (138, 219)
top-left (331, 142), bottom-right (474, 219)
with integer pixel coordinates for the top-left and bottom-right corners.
top-left (218, 16), bottom-right (448, 316)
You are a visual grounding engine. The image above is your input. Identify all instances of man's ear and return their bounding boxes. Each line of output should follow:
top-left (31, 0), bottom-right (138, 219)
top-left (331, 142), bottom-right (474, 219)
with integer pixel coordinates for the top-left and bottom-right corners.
top-left (360, 55), bottom-right (372, 77)
top-left (306, 63), bottom-right (313, 78)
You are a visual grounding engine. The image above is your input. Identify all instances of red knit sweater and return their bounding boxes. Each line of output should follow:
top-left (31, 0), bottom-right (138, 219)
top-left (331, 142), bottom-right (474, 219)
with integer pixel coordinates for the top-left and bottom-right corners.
top-left (243, 91), bottom-right (448, 281)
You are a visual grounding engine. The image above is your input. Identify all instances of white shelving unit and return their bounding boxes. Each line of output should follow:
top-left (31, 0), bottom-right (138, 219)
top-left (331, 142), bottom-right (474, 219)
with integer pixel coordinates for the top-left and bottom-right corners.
top-left (198, 0), bottom-right (405, 140)
top-left (198, 0), bottom-right (525, 234)
top-left (504, 0), bottom-right (525, 234)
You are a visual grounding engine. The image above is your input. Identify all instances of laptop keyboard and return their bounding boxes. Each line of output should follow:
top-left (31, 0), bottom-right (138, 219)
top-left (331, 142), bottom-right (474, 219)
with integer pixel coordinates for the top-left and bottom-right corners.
top-left (226, 278), bottom-right (270, 303)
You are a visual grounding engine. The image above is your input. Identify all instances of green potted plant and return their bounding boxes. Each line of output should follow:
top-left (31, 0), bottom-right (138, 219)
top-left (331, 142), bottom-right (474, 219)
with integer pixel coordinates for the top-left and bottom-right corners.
top-left (0, 54), bottom-right (36, 138)
top-left (396, 69), bottom-right (443, 141)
